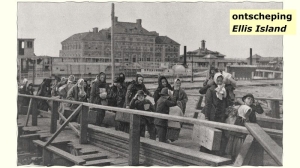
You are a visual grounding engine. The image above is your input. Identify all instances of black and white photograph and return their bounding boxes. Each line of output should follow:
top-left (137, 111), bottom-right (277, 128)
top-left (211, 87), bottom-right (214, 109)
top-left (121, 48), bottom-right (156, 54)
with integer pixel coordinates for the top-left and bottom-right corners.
top-left (15, 1), bottom-right (287, 166)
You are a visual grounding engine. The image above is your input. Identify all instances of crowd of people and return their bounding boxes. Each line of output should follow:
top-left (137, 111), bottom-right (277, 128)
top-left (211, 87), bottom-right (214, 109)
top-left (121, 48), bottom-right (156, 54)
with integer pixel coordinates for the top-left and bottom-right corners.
top-left (17, 67), bottom-right (265, 165)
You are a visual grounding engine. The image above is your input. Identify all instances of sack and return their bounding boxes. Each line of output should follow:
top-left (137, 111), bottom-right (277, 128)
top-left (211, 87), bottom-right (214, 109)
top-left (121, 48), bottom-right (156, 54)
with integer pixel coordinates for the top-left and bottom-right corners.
top-left (168, 106), bottom-right (183, 128)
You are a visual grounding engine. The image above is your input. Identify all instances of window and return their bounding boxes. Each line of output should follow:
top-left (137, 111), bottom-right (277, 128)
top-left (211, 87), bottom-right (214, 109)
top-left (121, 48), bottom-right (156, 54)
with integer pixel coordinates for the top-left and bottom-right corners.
top-left (147, 58), bottom-right (150, 61)
top-left (27, 41), bottom-right (33, 48)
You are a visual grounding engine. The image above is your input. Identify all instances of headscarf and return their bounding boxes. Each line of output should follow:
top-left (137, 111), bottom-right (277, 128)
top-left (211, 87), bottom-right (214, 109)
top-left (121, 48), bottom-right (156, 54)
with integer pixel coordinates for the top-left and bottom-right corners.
top-left (98, 72), bottom-right (106, 83)
top-left (238, 105), bottom-right (252, 120)
top-left (119, 73), bottom-right (126, 83)
top-left (77, 78), bottom-right (86, 97)
top-left (135, 74), bottom-right (144, 85)
top-left (68, 75), bottom-right (75, 84)
top-left (174, 78), bottom-right (181, 90)
top-left (214, 73), bottom-right (227, 100)
top-left (158, 76), bottom-right (171, 88)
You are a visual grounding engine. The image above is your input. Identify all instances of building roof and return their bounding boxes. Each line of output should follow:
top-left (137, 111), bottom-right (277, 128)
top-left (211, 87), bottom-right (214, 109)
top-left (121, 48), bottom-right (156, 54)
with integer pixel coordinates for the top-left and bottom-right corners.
top-left (155, 36), bottom-right (180, 45)
top-left (247, 54), bottom-right (262, 59)
top-left (61, 33), bottom-right (89, 43)
top-left (203, 54), bottom-right (217, 59)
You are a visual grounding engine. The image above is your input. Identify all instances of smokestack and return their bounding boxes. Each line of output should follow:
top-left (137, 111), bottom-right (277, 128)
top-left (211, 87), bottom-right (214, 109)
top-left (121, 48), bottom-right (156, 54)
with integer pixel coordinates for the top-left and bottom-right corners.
top-left (93, 27), bottom-right (98, 33)
top-left (184, 46), bottom-right (187, 65)
top-left (250, 48), bottom-right (252, 65)
top-left (136, 19), bottom-right (142, 28)
top-left (201, 40), bottom-right (206, 50)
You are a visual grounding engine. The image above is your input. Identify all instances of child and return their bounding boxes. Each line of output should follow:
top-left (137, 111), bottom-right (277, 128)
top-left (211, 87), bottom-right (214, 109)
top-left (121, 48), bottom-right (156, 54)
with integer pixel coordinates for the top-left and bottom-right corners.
top-left (225, 103), bottom-right (264, 165)
top-left (129, 90), bottom-right (156, 140)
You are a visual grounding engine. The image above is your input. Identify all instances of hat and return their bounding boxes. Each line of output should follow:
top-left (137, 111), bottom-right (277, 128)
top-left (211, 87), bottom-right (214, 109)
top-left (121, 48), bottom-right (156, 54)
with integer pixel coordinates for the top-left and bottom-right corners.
top-left (242, 93), bottom-right (255, 102)
top-left (159, 88), bottom-right (169, 96)
top-left (113, 77), bottom-right (121, 83)
top-left (137, 90), bottom-right (146, 97)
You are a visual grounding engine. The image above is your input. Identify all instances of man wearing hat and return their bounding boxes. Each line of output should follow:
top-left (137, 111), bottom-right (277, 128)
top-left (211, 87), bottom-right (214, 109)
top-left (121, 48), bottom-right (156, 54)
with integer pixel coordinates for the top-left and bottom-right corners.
top-left (129, 90), bottom-right (156, 140)
top-left (240, 93), bottom-right (264, 123)
top-left (155, 88), bottom-right (177, 142)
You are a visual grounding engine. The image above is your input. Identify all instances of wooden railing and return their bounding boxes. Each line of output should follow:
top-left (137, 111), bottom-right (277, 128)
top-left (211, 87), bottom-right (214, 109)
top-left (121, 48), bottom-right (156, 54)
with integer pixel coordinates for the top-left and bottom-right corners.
top-left (18, 94), bottom-right (283, 166)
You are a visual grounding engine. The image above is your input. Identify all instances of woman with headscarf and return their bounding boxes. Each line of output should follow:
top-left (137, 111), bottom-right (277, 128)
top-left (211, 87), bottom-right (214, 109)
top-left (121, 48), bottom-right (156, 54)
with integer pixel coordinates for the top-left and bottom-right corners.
top-left (119, 73), bottom-right (127, 88)
top-left (172, 78), bottom-right (188, 115)
top-left (154, 76), bottom-right (173, 105)
top-left (225, 104), bottom-right (264, 165)
top-left (125, 74), bottom-right (152, 108)
top-left (36, 78), bottom-right (52, 111)
top-left (117, 74), bottom-right (151, 133)
top-left (203, 72), bottom-right (228, 122)
top-left (58, 75), bottom-right (76, 99)
top-left (200, 72), bottom-right (229, 155)
top-left (90, 72), bottom-right (110, 126)
top-left (67, 78), bottom-right (88, 122)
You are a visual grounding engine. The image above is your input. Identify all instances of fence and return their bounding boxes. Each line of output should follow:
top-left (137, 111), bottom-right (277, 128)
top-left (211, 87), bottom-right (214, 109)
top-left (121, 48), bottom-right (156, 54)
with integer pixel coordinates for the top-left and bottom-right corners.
top-left (18, 94), bottom-right (283, 166)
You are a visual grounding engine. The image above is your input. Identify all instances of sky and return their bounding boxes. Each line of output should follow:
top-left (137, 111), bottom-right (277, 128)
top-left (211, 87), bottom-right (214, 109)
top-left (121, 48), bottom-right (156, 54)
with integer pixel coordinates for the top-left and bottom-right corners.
top-left (17, 2), bottom-right (283, 58)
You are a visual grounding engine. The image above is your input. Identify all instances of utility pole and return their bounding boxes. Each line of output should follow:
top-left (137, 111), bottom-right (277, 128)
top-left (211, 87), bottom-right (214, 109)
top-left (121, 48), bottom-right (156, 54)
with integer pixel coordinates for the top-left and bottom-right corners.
top-left (111, 3), bottom-right (115, 81)
top-left (191, 53), bottom-right (194, 83)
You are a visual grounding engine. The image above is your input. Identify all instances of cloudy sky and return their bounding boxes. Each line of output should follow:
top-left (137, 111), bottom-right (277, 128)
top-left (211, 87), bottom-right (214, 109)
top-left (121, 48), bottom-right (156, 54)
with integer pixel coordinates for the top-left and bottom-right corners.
top-left (18, 2), bottom-right (283, 58)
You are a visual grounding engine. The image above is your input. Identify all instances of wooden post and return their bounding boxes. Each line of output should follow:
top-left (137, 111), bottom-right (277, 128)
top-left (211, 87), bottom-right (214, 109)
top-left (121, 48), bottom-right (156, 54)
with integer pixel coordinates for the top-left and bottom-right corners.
top-left (31, 98), bottom-right (38, 126)
top-left (128, 114), bottom-right (140, 166)
top-left (267, 100), bottom-right (280, 119)
top-left (196, 96), bottom-right (203, 110)
top-left (42, 148), bottom-right (52, 166)
top-left (25, 98), bottom-right (33, 126)
top-left (50, 101), bottom-right (59, 133)
top-left (80, 105), bottom-right (89, 144)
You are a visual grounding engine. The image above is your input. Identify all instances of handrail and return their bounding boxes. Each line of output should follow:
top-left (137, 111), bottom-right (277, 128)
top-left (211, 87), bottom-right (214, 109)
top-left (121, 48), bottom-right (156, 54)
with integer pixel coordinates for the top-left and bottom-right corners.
top-left (187, 93), bottom-right (283, 101)
top-left (18, 94), bottom-right (282, 137)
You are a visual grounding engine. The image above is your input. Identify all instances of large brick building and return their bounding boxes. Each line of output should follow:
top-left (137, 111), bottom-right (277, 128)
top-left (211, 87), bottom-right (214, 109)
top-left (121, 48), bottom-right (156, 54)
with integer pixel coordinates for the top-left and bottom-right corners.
top-left (59, 17), bottom-right (180, 76)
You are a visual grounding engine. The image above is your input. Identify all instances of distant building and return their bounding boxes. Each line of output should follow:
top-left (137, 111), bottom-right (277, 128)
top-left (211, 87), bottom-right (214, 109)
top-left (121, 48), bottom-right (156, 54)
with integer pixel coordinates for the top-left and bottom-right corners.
top-left (59, 17), bottom-right (180, 75)
top-left (247, 54), bottom-right (283, 70)
top-left (180, 40), bottom-right (246, 71)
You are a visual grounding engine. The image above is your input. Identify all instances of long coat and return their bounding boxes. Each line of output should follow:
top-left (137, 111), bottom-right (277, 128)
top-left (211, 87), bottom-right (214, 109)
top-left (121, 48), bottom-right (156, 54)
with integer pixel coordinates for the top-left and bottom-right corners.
top-left (203, 84), bottom-right (228, 122)
top-left (173, 88), bottom-right (188, 114)
top-left (107, 85), bottom-right (127, 108)
top-left (66, 85), bottom-right (87, 108)
top-left (154, 96), bottom-right (176, 127)
top-left (90, 80), bottom-right (110, 105)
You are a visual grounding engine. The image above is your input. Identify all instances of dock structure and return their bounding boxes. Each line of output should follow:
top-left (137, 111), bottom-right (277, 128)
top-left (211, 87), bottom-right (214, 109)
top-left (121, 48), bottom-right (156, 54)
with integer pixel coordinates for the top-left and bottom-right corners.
top-left (17, 94), bottom-right (283, 166)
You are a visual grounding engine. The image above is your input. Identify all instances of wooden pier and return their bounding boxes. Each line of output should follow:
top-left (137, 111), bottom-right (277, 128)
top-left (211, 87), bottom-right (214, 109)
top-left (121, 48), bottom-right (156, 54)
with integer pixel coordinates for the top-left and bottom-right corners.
top-left (17, 94), bottom-right (283, 166)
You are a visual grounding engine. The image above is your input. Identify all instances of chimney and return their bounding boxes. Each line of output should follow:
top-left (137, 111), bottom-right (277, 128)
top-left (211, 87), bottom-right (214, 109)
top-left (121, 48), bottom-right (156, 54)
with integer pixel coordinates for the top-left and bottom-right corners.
top-left (201, 40), bottom-right (206, 50)
top-left (136, 19), bottom-right (142, 27)
top-left (114, 17), bottom-right (118, 23)
top-left (93, 27), bottom-right (98, 33)
top-left (250, 48), bottom-right (252, 65)
top-left (184, 46), bottom-right (187, 66)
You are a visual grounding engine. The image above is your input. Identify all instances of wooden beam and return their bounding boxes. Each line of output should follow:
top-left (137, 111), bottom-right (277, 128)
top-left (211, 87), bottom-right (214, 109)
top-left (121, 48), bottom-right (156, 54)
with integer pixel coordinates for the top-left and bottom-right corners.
top-left (50, 101), bottom-right (59, 133)
top-left (25, 98), bottom-right (32, 126)
top-left (233, 135), bottom-right (254, 166)
top-left (80, 105), bottom-right (89, 144)
top-left (128, 114), bottom-right (140, 166)
top-left (33, 140), bottom-right (86, 165)
top-left (245, 123), bottom-right (282, 166)
top-left (57, 112), bottom-right (80, 136)
top-left (44, 104), bottom-right (82, 147)
top-left (31, 98), bottom-right (38, 126)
